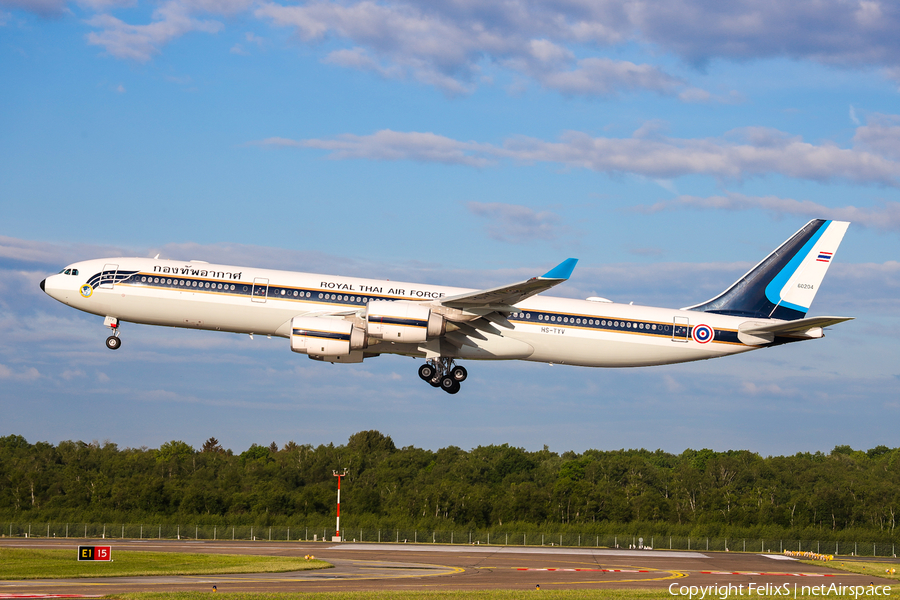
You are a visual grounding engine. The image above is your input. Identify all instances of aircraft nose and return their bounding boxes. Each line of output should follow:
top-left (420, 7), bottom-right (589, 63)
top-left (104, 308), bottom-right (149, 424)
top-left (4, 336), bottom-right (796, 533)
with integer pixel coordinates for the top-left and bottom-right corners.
top-left (40, 278), bottom-right (46, 292)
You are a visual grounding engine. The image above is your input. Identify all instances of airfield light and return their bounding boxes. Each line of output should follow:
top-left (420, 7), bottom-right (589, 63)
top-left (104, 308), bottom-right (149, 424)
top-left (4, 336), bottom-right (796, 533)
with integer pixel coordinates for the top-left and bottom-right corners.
top-left (333, 468), bottom-right (348, 541)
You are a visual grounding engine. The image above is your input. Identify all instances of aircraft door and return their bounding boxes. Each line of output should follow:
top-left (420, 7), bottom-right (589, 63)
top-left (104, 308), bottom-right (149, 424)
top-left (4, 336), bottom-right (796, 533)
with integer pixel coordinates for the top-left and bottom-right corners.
top-left (99, 263), bottom-right (119, 289)
top-left (672, 316), bottom-right (689, 342)
top-left (251, 278), bottom-right (269, 303)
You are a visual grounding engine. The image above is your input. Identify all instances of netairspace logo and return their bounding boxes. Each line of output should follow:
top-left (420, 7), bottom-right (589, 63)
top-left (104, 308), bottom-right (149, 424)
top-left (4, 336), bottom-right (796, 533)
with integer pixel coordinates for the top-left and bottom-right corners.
top-left (668, 583), bottom-right (894, 599)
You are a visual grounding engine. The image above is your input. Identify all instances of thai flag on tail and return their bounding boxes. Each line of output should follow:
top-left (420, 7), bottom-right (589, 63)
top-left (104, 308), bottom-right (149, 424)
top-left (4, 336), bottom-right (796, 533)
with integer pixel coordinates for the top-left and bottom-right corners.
top-left (816, 251), bottom-right (833, 263)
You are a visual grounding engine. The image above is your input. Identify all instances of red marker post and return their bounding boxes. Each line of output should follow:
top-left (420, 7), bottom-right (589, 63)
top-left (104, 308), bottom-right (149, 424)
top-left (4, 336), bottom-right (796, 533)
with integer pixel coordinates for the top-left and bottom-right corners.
top-left (333, 468), bottom-right (348, 542)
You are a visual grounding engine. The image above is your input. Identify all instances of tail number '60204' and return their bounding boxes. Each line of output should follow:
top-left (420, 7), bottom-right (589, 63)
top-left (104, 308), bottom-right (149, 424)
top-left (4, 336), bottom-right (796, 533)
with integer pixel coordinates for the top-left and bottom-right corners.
top-left (798, 283), bottom-right (815, 290)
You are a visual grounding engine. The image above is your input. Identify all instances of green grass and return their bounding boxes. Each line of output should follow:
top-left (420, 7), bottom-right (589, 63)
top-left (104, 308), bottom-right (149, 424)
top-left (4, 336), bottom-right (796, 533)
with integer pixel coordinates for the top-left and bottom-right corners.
top-left (0, 548), bottom-right (331, 579)
top-left (108, 593), bottom-right (660, 600)
top-left (804, 559), bottom-right (900, 582)
top-left (104, 590), bottom-right (894, 600)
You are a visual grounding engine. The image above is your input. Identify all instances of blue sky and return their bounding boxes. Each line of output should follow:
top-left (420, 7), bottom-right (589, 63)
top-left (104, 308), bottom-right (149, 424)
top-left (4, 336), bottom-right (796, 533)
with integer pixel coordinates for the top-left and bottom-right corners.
top-left (2, 0), bottom-right (899, 456)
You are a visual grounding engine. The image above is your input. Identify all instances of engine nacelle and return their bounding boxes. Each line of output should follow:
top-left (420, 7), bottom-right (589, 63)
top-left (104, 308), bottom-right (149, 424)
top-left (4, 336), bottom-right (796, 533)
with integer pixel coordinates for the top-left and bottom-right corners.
top-left (366, 300), bottom-right (444, 343)
top-left (291, 316), bottom-right (367, 357)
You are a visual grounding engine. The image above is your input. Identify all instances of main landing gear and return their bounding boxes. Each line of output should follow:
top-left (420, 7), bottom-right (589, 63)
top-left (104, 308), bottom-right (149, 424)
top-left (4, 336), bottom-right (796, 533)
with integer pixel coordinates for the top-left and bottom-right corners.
top-left (104, 316), bottom-right (121, 350)
top-left (417, 358), bottom-right (467, 394)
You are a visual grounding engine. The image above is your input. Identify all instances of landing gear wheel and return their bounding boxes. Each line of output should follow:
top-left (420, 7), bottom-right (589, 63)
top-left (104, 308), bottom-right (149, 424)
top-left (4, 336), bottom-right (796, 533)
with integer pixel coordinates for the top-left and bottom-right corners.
top-left (105, 335), bottom-right (121, 350)
top-left (419, 358), bottom-right (466, 392)
top-left (418, 364), bottom-right (435, 381)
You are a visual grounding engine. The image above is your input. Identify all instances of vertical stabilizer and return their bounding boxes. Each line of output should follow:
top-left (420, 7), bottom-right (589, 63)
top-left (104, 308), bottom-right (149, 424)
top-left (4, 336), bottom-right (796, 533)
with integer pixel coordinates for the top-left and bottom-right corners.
top-left (686, 219), bottom-right (849, 321)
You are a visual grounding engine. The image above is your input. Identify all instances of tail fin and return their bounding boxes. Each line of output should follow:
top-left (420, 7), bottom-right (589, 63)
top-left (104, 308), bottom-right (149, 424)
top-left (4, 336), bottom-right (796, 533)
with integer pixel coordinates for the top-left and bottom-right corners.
top-left (685, 219), bottom-right (849, 321)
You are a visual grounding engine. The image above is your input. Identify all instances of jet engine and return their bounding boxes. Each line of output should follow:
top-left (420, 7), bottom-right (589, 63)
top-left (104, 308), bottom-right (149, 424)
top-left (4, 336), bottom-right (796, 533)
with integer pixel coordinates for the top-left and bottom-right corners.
top-left (366, 300), bottom-right (445, 343)
top-left (290, 316), bottom-right (367, 357)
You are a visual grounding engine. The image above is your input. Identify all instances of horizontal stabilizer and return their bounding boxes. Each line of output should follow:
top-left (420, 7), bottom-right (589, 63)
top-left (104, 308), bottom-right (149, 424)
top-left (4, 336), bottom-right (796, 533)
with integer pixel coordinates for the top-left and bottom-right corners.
top-left (738, 316), bottom-right (853, 345)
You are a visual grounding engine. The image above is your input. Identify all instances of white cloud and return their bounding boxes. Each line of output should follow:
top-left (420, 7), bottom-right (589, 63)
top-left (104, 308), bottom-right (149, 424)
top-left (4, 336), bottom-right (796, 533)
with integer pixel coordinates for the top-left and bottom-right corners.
top-left (254, 0), bottom-right (496, 94)
top-left (0, 235), bottom-right (133, 268)
top-left (180, 0), bottom-right (251, 14)
top-left (741, 381), bottom-right (788, 396)
top-left (261, 118), bottom-right (900, 186)
top-left (853, 113), bottom-right (900, 160)
top-left (246, 0), bottom-right (900, 94)
top-left (259, 129), bottom-right (495, 167)
top-left (528, 39), bottom-right (572, 66)
top-left (0, 0), bottom-right (66, 16)
top-left (253, 0), bottom-right (700, 97)
top-left (85, 1), bottom-right (223, 62)
top-left (467, 202), bottom-right (565, 243)
top-left (663, 374), bottom-right (684, 393)
top-left (323, 47), bottom-right (404, 80)
top-left (74, 0), bottom-right (134, 12)
top-left (61, 369), bottom-right (86, 380)
top-left (0, 364), bottom-right (41, 381)
top-left (531, 57), bottom-right (687, 98)
top-left (635, 192), bottom-right (900, 233)
top-left (625, 0), bottom-right (900, 67)
top-left (8, 0), bottom-right (900, 99)
top-left (504, 40), bottom-right (701, 99)
top-left (231, 31), bottom-right (263, 54)
top-left (884, 66), bottom-right (900, 88)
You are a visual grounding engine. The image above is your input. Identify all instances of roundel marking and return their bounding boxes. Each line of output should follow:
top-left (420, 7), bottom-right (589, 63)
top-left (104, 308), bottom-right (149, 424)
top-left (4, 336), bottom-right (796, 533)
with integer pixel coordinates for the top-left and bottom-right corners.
top-left (692, 324), bottom-right (714, 344)
top-left (80, 284), bottom-right (93, 298)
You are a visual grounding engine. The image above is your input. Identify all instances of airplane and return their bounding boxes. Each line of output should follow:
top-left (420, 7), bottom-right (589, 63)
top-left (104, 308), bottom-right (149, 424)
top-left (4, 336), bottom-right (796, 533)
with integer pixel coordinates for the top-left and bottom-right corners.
top-left (41, 219), bottom-right (851, 394)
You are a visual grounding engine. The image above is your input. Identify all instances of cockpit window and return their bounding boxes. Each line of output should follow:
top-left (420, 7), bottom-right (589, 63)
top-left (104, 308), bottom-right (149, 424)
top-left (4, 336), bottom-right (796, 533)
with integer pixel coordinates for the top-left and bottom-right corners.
top-left (59, 268), bottom-right (79, 276)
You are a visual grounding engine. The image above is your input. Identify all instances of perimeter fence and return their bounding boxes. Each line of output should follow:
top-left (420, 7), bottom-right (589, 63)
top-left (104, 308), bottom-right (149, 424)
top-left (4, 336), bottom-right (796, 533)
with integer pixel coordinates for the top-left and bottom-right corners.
top-left (1, 522), bottom-right (897, 558)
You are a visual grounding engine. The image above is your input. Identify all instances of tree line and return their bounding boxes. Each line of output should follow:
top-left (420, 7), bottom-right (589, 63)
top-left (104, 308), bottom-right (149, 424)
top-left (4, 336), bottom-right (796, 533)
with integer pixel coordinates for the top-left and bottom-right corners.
top-left (1, 432), bottom-right (897, 542)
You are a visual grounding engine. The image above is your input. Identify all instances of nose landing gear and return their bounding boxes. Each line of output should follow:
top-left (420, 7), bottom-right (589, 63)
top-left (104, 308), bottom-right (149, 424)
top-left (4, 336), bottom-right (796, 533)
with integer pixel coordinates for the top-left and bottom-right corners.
top-left (418, 358), bottom-right (467, 394)
top-left (104, 316), bottom-right (121, 350)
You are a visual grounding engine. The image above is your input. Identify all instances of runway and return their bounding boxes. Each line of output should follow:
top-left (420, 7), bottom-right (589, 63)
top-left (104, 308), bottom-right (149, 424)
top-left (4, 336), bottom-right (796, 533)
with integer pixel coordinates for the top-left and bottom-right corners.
top-left (1, 538), bottom-right (895, 594)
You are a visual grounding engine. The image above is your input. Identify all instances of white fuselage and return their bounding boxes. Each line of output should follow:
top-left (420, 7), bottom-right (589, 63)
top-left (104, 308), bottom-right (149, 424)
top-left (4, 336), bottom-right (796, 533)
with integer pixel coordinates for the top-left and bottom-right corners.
top-left (42, 257), bottom-right (763, 368)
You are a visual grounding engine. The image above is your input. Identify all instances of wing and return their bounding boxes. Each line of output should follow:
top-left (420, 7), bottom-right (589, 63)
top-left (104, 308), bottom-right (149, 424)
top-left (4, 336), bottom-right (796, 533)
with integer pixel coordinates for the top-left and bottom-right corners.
top-left (438, 258), bottom-right (578, 311)
top-left (421, 258), bottom-right (577, 358)
top-left (284, 259), bottom-right (579, 360)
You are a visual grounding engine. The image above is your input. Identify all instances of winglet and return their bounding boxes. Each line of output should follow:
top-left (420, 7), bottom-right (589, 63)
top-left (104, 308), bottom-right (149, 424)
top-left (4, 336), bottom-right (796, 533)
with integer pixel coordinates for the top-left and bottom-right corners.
top-left (541, 258), bottom-right (578, 280)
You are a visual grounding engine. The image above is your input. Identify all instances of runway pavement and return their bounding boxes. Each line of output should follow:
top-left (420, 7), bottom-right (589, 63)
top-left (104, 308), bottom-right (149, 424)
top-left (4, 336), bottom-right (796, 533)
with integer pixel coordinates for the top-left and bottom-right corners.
top-left (1, 538), bottom-right (896, 594)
